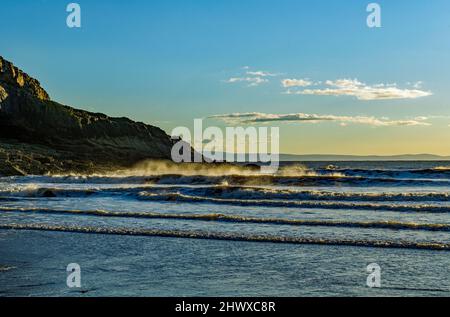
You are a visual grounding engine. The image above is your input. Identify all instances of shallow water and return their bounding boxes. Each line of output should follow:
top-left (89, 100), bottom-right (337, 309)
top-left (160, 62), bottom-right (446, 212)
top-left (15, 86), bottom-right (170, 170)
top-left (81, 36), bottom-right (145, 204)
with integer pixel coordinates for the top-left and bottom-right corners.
top-left (1, 161), bottom-right (450, 296)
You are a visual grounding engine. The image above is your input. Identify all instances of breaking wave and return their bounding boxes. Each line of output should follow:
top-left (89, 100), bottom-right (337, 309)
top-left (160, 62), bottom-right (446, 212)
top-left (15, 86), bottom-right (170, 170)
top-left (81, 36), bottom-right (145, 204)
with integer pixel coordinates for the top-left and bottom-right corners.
top-left (5, 174), bottom-right (450, 188)
top-left (327, 167), bottom-right (450, 180)
top-left (137, 192), bottom-right (450, 213)
top-left (40, 160), bottom-right (450, 180)
top-left (2, 184), bottom-right (450, 207)
top-left (48, 160), bottom-right (344, 178)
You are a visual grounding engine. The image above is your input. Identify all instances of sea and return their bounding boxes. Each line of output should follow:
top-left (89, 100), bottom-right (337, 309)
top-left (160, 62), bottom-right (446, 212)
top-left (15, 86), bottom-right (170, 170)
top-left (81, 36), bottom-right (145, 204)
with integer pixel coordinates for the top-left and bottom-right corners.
top-left (1, 161), bottom-right (450, 297)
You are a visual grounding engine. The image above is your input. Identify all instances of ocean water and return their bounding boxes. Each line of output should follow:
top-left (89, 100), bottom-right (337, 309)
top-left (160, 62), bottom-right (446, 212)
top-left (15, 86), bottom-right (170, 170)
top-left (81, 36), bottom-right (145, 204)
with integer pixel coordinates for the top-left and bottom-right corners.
top-left (1, 161), bottom-right (450, 297)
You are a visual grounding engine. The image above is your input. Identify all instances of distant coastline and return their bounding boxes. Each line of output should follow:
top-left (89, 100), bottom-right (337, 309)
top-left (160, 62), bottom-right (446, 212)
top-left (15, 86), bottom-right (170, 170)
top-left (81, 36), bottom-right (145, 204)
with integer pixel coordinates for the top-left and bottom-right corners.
top-left (209, 153), bottom-right (450, 162)
top-left (278, 154), bottom-right (450, 162)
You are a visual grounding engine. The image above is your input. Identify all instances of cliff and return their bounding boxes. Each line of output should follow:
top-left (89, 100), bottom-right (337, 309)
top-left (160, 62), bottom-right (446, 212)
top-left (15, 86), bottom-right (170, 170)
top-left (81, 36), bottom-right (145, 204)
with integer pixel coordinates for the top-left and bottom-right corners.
top-left (0, 56), bottom-right (177, 176)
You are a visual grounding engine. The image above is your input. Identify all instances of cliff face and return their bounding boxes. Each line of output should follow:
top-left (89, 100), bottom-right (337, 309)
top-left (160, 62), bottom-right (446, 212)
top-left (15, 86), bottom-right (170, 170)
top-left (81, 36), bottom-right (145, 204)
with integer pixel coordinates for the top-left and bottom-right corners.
top-left (0, 57), bottom-right (50, 101)
top-left (0, 56), bottom-right (176, 176)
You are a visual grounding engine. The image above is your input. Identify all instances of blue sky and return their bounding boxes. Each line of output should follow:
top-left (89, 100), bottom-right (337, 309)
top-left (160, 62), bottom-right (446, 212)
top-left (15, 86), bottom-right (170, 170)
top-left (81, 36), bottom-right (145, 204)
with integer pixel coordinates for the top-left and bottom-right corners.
top-left (1, 0), bottom-right (450, 155)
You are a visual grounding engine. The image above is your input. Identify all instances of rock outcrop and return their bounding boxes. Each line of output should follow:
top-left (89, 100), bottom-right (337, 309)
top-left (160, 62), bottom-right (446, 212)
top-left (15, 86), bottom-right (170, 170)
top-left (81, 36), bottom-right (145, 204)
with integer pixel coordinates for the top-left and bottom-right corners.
top-left (0, 56), bottom-right (177, 176)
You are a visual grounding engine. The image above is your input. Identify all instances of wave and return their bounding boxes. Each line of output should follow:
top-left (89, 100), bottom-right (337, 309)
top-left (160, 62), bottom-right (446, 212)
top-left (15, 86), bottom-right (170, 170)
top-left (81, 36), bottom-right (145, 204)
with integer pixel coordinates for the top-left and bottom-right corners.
top-left (0, 265), bottom-right (16, 272)
top-left (146, 186), bottom-right (450, 203)
top-left (0, 185), bottom-right (99, 198)
top-left (140, 175), bottom-right (450, 187)
top-left (47, 161), bottom-right (344, 178)
top-left (3, 207), bottom-right (450, 232)
top-left (138, 192), bottom-right (450, 213)
top-left (312, 163), bottom-right (450, 181)
top-left (328, 167), bottom-right (450, 180)
top-left (2, 184), bottom-right (450, 207)
top-left (0, 175), bottom-right (450, 201)
top-left (44, 160), bottom-right (450, 179)
top-left (2, 184), bottom-right (449, 198)
top-left (4, 160), bottom-right (450, 186)
top-left (431, 166), bottom-right (450, 171)
top-left (177, 186), bottom-right (450, 202)
top-left (1, 223), bottom-right (449, 251)
top-left (42, 160), bottom-right (450, 181)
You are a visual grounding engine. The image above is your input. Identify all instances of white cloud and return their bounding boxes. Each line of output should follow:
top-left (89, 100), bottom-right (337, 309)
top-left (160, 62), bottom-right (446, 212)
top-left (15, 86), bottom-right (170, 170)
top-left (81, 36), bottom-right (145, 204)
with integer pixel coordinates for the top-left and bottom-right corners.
top-left (286, 78), bottom-right (432, 100)
top-left (225, 69), bottom-right (431, 99)
top-left (224, 67), bottom-right (279, 87)
top-left (281, 78), bottom-right (313, 88)
top-left (209, 112), bottom-right (431, 127)
top-left (225, 77), bottom-right (268, 87)
top-left (246, 70), bottom-right (277, 77)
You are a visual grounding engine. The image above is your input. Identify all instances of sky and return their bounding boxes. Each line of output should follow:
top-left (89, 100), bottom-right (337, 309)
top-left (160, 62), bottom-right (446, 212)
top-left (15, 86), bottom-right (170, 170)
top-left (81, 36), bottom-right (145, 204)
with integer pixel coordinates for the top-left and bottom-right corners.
top-left (1, 0), bottom-right (450, 155)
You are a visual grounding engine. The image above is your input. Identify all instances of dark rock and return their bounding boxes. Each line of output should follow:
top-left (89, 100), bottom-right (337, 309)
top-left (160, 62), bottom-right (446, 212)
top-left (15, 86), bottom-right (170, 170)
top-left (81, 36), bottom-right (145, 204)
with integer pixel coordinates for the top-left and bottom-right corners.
top-left (0, 56), bottom-right (181, 176)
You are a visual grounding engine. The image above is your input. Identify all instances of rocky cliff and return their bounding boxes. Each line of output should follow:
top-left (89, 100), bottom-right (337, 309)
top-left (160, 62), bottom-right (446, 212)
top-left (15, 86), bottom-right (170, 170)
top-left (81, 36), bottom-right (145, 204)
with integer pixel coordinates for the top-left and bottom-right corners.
top-left (0, 56), bottom-right (177, 176)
